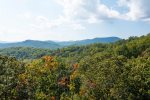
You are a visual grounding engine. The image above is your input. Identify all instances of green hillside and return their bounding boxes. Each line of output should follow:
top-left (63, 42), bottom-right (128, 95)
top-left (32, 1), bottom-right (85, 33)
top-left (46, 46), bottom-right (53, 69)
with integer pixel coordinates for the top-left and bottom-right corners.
top-left (0, 34), bottom-right (150, 99)
top-left (0, 47), bottom-right (52, 59)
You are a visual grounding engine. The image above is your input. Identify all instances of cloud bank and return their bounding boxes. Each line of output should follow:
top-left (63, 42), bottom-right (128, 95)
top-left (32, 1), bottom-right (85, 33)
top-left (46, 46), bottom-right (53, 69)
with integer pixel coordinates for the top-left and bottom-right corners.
top-left (55, 0), bottom-right (150, 22)
top-left (1, 0), bottom-right (150, 41)
top-left (22, 0), bottom-right (150, 30)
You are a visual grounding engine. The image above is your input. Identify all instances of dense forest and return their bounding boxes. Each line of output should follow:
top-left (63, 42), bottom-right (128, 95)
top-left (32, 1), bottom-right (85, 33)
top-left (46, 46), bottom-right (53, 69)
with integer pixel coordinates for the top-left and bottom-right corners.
top-left (0, 34), bottom-right (150, 100)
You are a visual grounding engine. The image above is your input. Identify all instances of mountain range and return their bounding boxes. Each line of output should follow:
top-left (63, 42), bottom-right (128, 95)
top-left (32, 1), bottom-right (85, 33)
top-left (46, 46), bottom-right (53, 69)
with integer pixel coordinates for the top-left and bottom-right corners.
top-left (0, 37), bottom-right (121, 49)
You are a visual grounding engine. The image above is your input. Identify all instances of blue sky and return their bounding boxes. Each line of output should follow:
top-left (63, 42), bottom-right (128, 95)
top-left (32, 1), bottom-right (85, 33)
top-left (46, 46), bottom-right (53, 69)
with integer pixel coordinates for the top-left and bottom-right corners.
top-left (0, 0), bottom-right (150, 42)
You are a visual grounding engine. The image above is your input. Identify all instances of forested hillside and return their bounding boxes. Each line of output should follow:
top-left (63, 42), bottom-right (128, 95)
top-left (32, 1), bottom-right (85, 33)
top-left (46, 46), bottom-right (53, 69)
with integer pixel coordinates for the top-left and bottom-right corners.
top-left (0, 34), bottom-right (150, 99)
top-left (0, 47), bottom-right (52, 59)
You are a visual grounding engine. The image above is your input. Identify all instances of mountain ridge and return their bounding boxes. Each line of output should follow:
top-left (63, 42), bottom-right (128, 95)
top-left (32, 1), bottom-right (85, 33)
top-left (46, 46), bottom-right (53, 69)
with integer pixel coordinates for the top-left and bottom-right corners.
top-left (0, 37), bottom-right (121, 49)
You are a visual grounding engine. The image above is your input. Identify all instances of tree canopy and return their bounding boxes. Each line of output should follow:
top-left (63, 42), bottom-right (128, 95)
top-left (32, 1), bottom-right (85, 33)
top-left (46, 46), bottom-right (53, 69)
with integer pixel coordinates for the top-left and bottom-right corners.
top-left (0, 34), bottom-right (150, 99)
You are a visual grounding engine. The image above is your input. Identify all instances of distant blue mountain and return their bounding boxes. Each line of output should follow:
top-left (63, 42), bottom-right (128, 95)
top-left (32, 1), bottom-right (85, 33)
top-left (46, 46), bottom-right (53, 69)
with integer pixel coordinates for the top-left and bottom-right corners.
top-left (0, 40), bottom-right (60, 49)
top-left (0, 37), bottom-right (121, 49)
top-left (57, 37), bottom-right (121, 46)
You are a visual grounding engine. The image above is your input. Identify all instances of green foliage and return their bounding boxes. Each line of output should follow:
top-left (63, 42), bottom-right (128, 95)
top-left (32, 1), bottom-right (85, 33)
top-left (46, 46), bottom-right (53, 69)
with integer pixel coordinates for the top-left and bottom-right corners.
top-left (0, 33), bottom-right (150, 99)
top-left (8, 56), bottom-right (81, 99)
top-left (0, 55), bottom-right (25, 99)
top-left (114, 35), bottom-right (150, 58)
top-left (0, 47), bottom-right (52, 59)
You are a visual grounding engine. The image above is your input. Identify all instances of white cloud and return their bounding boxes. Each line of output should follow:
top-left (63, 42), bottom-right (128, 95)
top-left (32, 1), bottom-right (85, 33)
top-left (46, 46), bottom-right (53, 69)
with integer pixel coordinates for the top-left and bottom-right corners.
top-left (55, 0), bottom-right (150, 22)
top-left (118, 0), bottom-right (150, 21)
top-left (54, 0), bottom-right (121, 23)
top-left (17, 0), bottom-right (150, 32)
top-left (97, 4), bottom-right (121, 19)
top-left (1, 0), bottom-right (150, 42)
top-left (87, 14), bottom-right (100, 24)
top-left (56, 0), bottom-right (84, 18)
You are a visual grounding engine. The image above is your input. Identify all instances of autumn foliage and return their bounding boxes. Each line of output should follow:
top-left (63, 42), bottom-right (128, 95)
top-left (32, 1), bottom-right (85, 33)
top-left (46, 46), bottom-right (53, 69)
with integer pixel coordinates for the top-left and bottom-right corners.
top-left (1, 34), bottom-right (150, 99)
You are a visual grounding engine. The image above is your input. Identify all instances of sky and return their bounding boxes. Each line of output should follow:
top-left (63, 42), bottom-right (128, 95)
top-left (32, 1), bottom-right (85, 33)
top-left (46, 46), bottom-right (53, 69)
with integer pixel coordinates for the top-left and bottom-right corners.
top-left (0, 0), bottom-right (150, 42)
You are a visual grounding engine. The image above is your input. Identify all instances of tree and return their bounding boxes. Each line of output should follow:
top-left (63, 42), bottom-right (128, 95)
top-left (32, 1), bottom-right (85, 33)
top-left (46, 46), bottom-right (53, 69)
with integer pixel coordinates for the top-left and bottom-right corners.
top-left (0, 55), bottom-right (25, 99)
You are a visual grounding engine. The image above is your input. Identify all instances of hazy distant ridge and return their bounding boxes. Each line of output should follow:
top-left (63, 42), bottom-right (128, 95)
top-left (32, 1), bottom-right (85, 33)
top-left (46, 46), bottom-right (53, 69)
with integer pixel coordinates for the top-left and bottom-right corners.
top-left (0, 37), bottom-right (121, 49)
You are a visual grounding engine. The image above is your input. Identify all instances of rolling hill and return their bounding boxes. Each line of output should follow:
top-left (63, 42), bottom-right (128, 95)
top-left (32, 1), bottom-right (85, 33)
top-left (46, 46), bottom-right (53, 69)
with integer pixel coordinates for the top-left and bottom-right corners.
top-left (0, 40), bottom-right (60, 49)
top-left (0, 37), bottom-right (121, 49)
